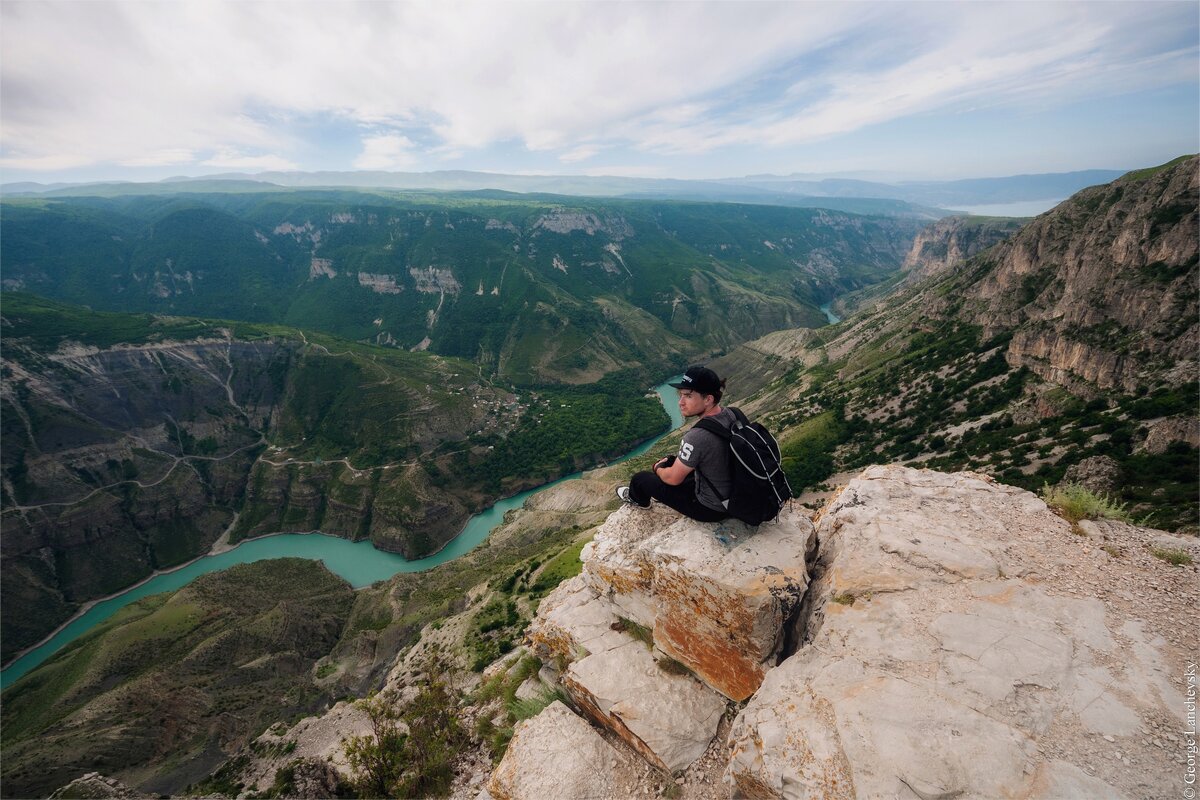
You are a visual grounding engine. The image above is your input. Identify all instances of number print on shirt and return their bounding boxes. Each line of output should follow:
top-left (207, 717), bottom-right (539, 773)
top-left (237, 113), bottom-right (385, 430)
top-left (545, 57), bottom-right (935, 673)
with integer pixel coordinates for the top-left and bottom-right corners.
top-left (679, 442), bottom-right (694, 462)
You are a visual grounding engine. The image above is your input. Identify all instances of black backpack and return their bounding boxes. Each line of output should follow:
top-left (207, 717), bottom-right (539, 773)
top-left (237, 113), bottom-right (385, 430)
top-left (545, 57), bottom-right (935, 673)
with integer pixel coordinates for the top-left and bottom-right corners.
top-left (695, 407), bottom-right (793, 525)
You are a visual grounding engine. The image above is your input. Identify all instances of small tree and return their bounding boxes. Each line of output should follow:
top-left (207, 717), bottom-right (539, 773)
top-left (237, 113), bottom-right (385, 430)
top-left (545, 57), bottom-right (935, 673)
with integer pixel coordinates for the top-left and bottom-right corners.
top-left (342, 651), bottom-right (468, 798)
top-left (342, 693), bottom-right (407, 798)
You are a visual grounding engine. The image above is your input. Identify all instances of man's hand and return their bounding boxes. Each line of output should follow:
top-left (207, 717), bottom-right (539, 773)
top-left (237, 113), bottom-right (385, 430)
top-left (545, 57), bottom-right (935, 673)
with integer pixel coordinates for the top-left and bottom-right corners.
top-left (654, 455), bottom-right (692, 486)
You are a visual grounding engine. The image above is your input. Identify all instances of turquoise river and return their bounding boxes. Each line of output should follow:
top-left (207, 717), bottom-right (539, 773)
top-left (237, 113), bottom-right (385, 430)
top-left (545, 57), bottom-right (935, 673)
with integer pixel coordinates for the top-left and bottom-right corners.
top-left (1, 379), bottom-right (684, 688)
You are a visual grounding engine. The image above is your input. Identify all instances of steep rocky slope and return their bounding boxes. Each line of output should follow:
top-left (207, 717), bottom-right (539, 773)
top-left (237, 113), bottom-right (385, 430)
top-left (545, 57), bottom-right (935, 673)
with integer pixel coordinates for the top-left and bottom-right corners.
top-left (713, 156), bottom-right (1198, 530)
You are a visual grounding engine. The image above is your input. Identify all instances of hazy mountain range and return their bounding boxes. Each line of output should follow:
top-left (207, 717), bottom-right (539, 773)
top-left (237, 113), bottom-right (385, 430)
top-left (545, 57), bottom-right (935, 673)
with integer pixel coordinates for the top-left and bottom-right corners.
top-left (1, 166), bottom-right (1133, 217)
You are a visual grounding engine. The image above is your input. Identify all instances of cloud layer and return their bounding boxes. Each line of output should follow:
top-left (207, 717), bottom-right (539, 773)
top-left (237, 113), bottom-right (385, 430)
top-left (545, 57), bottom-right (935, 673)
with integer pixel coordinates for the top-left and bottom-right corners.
top-left (1, 1), bottom-right (1196, 179)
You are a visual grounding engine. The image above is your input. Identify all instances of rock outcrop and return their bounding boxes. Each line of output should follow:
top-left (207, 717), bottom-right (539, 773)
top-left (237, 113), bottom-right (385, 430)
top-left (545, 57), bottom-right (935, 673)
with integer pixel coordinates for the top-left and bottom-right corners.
top-left (901, 215), bottom-right (1023, 284)
top-left (496, 503), bottom-right (817, 785)
top-left (487, 701), bottom-right (640, 800)
top-left (48, 773), bottom-right (154, 799)
top-left (1061, 454), bottom-right (1123, 495)
top-left (726, 465), bottom-right (1195, 799)
top-left (1135, 414), bottom-right (1200, 454)
top-left (579, 505), bottom-right (816, 701)
top-left (493, 465), bottom-right (1196, 799)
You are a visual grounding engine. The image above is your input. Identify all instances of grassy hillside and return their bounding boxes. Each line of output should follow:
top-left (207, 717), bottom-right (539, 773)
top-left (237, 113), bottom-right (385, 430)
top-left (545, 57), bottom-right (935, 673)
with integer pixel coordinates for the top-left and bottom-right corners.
top-left (0, 559), bottom-right (355, 798)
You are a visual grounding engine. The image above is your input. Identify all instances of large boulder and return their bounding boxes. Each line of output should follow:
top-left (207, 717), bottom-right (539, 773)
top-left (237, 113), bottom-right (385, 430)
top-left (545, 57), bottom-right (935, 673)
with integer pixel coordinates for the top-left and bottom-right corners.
top-left (727, 465), bottom-right (1191, 800)
top-left (581, 504), bottom-right (679, 628)
top-left (487, 701), bottom-right (639, 800)
top-left (526, 572), bottom-right (728, 773)
top-left (562, 635), bottom-right (726, 774)
top-left (1061, 454), bottom-right (1123, 495)
top-left (581, 505), bottom-right (815, 701)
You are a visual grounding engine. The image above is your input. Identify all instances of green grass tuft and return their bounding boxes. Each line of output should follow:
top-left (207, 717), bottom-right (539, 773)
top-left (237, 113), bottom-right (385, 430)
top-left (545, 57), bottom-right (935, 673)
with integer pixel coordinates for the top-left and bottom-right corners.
top-left (613, 616), bottom-right (654, 649)
top-left (1040, 483), bottom-right (1133, 524)
top-left (1150, 547), bottom-right (1193, 566)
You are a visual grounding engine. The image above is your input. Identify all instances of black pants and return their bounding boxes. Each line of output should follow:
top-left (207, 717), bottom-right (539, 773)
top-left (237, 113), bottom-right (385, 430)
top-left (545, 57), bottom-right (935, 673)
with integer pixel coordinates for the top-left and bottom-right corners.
top-left (628, 470), bottom-right (730, 523)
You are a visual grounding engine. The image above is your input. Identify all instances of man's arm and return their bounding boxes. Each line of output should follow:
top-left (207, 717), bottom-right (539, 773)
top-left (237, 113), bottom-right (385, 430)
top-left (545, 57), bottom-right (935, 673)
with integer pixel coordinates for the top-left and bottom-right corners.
top-left (654, 457), bottom-right (694, 486)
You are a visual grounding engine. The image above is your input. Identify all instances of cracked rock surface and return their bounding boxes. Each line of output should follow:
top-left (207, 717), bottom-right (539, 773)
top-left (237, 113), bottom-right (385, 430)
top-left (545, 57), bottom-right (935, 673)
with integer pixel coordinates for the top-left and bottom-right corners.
top-left (726, 465), bottom-right (1197, 800)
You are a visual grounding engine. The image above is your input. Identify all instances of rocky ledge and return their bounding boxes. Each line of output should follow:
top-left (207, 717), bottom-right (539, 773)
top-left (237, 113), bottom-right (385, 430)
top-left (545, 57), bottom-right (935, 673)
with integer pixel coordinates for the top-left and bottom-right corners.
top-left (492, 465), bottom-right (1198, 799)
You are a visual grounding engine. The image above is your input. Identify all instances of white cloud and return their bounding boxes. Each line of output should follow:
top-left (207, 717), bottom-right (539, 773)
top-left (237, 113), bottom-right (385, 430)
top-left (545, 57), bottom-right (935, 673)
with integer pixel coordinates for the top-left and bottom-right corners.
top-left (201, 150), bottom-right (299, 171)
top-left (559, 144), bottom-right (602, 163)
top-left (0, 152), bottom-right (93, 171)
top-left (0, 1), bottom-right (1194, 177)
top-left (353, 134), bottom-right (418, 170)
top-left (119, 148), bottom-right (196, 167)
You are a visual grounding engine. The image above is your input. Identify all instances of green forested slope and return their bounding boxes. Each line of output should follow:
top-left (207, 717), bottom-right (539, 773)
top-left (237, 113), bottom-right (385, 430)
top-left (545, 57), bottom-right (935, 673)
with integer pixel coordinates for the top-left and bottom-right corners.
top-left (1, 559), bottom-right (355, 799)
top-left (2, 191), bottom-right (921, 383)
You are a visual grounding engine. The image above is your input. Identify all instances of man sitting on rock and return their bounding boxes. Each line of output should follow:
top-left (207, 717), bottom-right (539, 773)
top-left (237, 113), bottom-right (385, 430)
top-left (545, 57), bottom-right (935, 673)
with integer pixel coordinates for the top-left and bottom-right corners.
top-left (617, 366), bottom-right (733, 522)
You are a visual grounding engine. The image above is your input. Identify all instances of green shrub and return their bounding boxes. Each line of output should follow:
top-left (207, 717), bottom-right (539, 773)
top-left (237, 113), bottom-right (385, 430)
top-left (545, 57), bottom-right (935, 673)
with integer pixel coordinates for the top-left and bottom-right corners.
top-left (1040, 483), bottom-right (1133, 524)
top-left (506, 687), bottom-right (568, 722)
top-left (342, 655), bottom-right (468, 799)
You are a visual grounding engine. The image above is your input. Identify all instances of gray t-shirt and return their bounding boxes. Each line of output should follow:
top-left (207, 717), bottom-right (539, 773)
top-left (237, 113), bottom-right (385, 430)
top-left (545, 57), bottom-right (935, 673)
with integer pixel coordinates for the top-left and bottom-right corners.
top-left (677, 408), bottom-right (736, 511)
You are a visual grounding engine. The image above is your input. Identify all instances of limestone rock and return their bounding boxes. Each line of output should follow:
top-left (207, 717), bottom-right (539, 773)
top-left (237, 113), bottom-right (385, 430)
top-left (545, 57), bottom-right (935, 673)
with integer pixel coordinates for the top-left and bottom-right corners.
top-left (239, 701), bottom-right (370, 795)
top-left (1134, 414), bottom-right (1200, 454)
top-left (49, 773), bottom-right (154, 799)
top-left (526, 575), bottom-right (628, 667)
top-left (488, 701), bottom-right (636, 800)
top-left (581, 504), bottom-right (678, 628)
top-left (901, 215), bottom-right (1023, 285)
top-left (582, 504), bottom-right (815, 701)
top-left (281, 758), bottom-right (344, 799)
top-left (1150, 531), bottom-right (1200, 555)
top-left (809, 466), bottom-right (1035, 605)
top-left (562, 636), bottom-right (726, 773)
top-left (1061, 454), bottom-right (1123, 495)
top-left (646, 507), bottom-right (815, 701)
top-left (725, 465), bottom-right (1161, 799)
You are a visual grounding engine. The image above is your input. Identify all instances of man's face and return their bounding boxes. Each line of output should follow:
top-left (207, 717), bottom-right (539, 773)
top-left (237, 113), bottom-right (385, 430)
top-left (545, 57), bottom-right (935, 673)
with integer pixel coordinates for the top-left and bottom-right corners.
top-left (678, 389), bottom-right (712, 418)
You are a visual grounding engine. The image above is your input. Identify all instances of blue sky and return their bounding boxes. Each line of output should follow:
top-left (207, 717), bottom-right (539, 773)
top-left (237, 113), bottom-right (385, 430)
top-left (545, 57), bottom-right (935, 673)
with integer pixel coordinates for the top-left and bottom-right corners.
top-left (1, 1), bottom-right (1197, 184)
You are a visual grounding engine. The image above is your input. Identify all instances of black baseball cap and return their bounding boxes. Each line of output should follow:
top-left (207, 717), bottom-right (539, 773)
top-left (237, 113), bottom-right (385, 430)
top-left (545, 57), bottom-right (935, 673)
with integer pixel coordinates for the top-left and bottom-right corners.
top-left (669, 366), bottom-right (723, 397)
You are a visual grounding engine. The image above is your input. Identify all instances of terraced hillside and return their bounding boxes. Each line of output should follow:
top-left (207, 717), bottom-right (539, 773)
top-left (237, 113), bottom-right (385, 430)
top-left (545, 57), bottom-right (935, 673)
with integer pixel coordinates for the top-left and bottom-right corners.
top-left (1, 191), bottom-right (923, 383)
top-left (716, 156), bottom-right (1199, 531)
top-left (0, 295), bottom-right (666, 661)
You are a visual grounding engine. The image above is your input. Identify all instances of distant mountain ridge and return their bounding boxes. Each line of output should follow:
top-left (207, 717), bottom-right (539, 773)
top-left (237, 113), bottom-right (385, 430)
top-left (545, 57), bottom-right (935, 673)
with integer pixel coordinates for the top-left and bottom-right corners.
top-left (2, 164), bottom-right (1143, 213)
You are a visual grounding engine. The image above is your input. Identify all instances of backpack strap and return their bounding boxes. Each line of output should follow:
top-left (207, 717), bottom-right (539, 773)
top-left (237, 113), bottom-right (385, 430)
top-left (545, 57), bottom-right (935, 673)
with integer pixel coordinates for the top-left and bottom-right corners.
top-left (694, 406), bottom-right (747, 439)
top-left (691, 408), bottom-right (745, 504)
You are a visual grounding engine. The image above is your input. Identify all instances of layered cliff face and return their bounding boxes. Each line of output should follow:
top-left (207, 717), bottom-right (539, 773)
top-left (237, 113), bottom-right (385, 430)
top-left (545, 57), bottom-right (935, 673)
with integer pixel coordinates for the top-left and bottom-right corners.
top-left (955, 156), bottom-right (1198, 393)
top-left (712, 157), bottom-right (1198, 531)
top-left (900, 214), bottom-right (1024, 285)
top-left (1, 337), bottom-right (288, 661)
